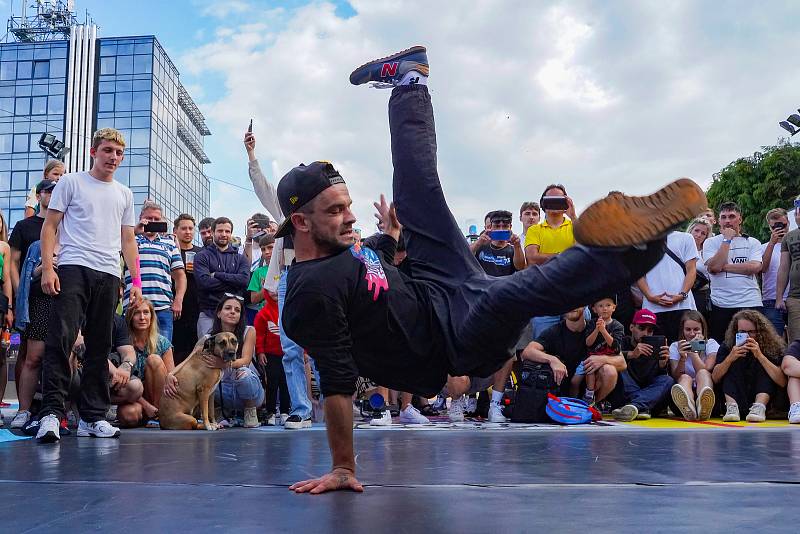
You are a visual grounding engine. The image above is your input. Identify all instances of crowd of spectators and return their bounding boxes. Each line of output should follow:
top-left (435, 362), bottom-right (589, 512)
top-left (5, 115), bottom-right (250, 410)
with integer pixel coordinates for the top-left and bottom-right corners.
top-left (3, 126), bottom-right (800, 435)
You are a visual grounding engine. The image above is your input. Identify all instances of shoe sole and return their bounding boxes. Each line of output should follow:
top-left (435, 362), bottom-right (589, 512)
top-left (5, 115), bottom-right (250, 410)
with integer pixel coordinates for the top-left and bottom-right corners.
top-left (36, 431), bottom-right (60, 443)
top-left (745, 415), bottom-right (765, 423)
top-left (696, 387), bottom-right (715, 420)
top-left (612, 405), bottom-right (638, 422)
top-left (573, 178), bottom-right (708, 247)
top-left (349, 45), bottom-right (428, 85)
top-left (671, 384), bottom-right (697, 421)
top-left (77, 430), bottom-right (121, 438)
top-left (284, 421), bottom-right (312, 430)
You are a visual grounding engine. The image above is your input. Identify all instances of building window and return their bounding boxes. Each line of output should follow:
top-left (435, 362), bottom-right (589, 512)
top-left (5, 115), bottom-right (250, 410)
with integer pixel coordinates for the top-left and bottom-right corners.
top-left (98, 92), bottom-right (114, 112)
top-left (49, 58), bottom-right (66, 78)
top-left (99, 57), bottom-right (115, 75)
top-left (47, 95), bottom-right (63, 114)
top-left (31, 96), bottom-right (46, 115)
top-left (116, 55), bottom-right (133, 75)
top-left (14, 97), bottom-right (29, 115)
top-left (0, 62), bottom-right (15, 80)
top-left (17, 61), bottom-right (32, 79)
top-left (33, 60), bottom-right (49, 79)
top-left (133, 54), bottom-right (152, 74)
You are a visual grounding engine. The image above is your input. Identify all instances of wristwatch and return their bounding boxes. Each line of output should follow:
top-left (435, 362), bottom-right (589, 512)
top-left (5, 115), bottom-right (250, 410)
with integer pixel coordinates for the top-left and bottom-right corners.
top-left (679, 291), bottom-right (689, 300)
top-left (120, 361), bottom-right (134, 371)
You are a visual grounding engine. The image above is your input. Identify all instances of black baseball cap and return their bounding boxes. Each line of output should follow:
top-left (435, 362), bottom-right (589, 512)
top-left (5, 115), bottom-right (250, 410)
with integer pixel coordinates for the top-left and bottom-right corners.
top-left (274, 161), bottom-right (345, 238)
top-left (36, 179), bottom-right (57, 194)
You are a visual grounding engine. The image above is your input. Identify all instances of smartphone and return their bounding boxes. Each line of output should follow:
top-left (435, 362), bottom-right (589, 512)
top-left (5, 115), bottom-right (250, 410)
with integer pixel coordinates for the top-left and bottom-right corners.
top-left (772, 221), bottom-right (786, 230)
top-left (735, 332), bottom-right (749, 346)
top-left (488, 230), bottom-right (512, 241)
top-left (795, 199), bottom-right (800, 210)
top-left (252, 214), bottom-right (270, 229)
top-left (690, 339), bottom-right (707, 352)
top-left (248, 118), bottom-right (253, 133)
top-left (642, 336), bottom-right (666, 353)
top-left (540, 196), bottom-right (569, 211)
top-left (143, 221), bottom-right (168, 233)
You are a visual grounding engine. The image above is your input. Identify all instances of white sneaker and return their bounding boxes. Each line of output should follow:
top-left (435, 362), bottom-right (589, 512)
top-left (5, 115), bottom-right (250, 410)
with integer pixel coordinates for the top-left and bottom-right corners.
top-left (280, 413), bottom-right (290, 425)
top-left (696, 386), bottom-right (715, 421)
top-left (722, 402), bottom-right (740, 422)
top-left (789, 402), bottom-right (800, 424)
top-left (243, 407), bottom-right (259, 428)
top-left (398, 405), bottom-right (429, 425)
top-left (466, 396), bottom-right (478, 414)
top-left (746, 402), bottom-right (766, 423)
top-left (369, 410), bottom-right (392, 426)
top-left (10, 410), bottom-right (31, 429)
top-left (449, 396), bottom-right (466, 422)
top-left (77, 419), bottom-right (121, 438)
top-left (487, 401), bottom-right (507, 423)
top-left (36, 414), bottom-right (61, 443)
top-left (671, 384), bottom-right (697, 421)
top-left (265, 413), bottom-right (277, 426)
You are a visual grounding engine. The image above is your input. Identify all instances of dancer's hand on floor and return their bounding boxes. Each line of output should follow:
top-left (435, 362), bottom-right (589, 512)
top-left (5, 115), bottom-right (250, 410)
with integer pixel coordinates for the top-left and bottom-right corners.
top-left (290, 467), bottom-right (364, 494)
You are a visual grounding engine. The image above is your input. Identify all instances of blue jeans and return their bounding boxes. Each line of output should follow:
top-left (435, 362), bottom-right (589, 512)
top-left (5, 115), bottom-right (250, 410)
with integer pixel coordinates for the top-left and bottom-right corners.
top-left (279, 270), bottom-right (312, 419)
top-left (621, 371), bottom-right (674, 412)
top-left (531, 315), bottom-right (561, 339)
top-left (155, 308), bottom-right (173, 342)
top-left (762, 300), bottom-right (786, 337)
top-left (215, 366), bottom-right (265, 411)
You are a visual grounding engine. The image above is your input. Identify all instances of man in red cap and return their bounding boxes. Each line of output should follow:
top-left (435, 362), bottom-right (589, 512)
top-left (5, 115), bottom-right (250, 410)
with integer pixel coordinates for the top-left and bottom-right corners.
top-left (614, 309), bottom-right (673, 421)
top-left (282, 46), bottom-right (707, 494)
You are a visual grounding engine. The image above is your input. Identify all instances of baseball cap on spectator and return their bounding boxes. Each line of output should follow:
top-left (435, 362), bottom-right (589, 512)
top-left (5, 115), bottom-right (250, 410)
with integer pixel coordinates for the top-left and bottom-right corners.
top-left (632, 309), bottom-right (657, 326)
top-left (36, 179), bottom-right (57, 194)
top-left (274, 161), bottom-right (345, 238)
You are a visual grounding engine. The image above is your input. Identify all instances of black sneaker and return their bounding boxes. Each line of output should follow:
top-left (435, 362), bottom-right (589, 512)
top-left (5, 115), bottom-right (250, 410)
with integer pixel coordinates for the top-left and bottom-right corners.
top-left (635, 408), bottom-right (652, 420)
top-left (349, 45), bottom-right (429, 86)
top-left (283, 415), bottom-right (312, 430)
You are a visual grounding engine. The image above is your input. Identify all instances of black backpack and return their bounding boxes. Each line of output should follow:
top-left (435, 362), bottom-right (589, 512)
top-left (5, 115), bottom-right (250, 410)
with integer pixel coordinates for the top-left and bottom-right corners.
top-left (510, 362), bottom-right (558, 423)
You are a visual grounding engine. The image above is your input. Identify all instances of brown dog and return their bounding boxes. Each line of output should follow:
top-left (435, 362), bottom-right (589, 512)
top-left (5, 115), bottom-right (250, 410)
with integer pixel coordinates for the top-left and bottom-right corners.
top-left (159, 333), bottom-right (239, 430)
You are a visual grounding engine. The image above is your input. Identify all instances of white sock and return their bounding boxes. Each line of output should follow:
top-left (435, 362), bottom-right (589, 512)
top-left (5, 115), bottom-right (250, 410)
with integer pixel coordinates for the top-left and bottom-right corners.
top-left (399, 70), bottom-right (427, 86)
top-left (491, 390), bottom-right (503, 404)
top-left (584, 389), bottom-right (595, 400)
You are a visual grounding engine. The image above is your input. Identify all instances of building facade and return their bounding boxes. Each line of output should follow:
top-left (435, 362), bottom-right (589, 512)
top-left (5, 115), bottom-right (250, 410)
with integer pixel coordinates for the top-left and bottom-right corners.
top-left (0, 28), bottom-right (210, 230)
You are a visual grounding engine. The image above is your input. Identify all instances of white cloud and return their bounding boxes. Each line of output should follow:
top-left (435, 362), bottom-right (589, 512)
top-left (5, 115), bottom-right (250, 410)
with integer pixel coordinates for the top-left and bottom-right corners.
top-left (181, 0), bottom-right (800, 238)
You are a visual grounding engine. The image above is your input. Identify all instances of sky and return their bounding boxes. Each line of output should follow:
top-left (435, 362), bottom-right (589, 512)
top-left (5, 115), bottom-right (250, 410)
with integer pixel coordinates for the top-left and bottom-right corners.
top-left (15, 0), bottom-right (800, 237)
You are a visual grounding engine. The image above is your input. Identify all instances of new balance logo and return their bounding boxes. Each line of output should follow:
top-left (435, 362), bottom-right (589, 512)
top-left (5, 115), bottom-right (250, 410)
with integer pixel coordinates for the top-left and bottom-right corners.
top-left (380, 62), bottom-right (399, 77)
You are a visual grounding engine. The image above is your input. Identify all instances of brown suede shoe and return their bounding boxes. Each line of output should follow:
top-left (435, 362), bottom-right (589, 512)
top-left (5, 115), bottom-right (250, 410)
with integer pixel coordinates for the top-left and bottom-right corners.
top-left (573, 178), bottom-right (707, 247)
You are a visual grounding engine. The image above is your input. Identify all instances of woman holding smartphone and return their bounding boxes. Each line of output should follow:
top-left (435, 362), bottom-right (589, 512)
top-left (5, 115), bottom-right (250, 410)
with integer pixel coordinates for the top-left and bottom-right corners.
top-left (712, 310), bottom-right (786, 422)
top-left (669, 310), bottom-right (719, 421)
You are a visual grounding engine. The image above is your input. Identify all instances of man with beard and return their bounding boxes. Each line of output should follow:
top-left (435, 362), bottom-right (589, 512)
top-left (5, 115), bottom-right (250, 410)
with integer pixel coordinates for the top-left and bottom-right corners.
top-left (281, 46), bottom-right (707, 494)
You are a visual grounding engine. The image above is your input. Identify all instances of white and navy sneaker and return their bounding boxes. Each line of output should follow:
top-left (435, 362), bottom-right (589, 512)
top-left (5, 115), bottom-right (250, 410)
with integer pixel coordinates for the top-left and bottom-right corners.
top-left (369, 410), bottom-right (393, 426)
top-left (284, 415), bottom-right (312, 429)
top-left (77, 419), bottom-right (121, 438)
top-left (36, 414), bottom-right (61, 443)
top-left (398, 405), bottom-right (429, 425)
top-left (10, 410), bottom-right (31, 429)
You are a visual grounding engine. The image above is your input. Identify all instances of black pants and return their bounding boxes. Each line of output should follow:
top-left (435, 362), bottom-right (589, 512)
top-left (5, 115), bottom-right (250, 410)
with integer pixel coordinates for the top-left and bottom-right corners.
top-left (39, 265), bottom-right (118, 422)
top-left (388, 86), bottom-right (665, 379)
top-left (263, 355), bottom-right (290, 414)
top-left (656, 310), bottom-right (685, 344)
top-left (722, 355), bottom-right (778, 417)
top-left (710, 305), bottom-right (764, 343)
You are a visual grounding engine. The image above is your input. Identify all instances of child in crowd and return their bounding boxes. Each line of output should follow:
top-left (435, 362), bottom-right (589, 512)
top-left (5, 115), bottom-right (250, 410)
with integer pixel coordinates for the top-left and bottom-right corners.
top-left (572, 296), bottom-right (625, 404)
top-left (246, 235), bottom-right (275, 325)
top-left (253, 287), bottom-right (289, 425)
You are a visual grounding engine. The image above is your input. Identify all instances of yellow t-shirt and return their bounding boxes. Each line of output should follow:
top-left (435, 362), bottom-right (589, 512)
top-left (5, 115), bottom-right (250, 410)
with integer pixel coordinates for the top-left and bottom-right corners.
top-left (524, 218), bottom-right (575, 254)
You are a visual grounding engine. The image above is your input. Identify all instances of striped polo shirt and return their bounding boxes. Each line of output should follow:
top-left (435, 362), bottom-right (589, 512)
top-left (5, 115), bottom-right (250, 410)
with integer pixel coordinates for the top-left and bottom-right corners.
top-left (123, 234), bottom-right (185, 312)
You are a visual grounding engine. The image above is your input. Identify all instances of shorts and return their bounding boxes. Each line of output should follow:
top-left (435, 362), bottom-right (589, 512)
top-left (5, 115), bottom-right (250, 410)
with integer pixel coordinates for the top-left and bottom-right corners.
top-left (25, 294), bottom-right (53, 341)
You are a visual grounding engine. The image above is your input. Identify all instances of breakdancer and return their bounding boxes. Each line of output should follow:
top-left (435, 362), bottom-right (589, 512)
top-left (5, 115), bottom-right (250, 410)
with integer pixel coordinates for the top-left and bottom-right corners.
top-left (277, 46), bottom-right (707, 494)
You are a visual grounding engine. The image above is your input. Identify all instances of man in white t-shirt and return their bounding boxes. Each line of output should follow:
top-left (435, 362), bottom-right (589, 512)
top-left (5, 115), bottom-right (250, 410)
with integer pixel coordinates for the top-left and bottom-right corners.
top-left (761, 208), bottom-right (789, 335)
top-left (703, 202), bottom-right (763, 341)
top-left (636, 231), bottom-right (698, 343)
top-left (36, 128), bottom-right (141, 443)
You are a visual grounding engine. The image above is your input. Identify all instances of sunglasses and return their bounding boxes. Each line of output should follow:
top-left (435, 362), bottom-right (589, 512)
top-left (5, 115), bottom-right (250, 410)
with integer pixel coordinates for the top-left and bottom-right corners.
top-left (224, 293), bottom-right (244, 302)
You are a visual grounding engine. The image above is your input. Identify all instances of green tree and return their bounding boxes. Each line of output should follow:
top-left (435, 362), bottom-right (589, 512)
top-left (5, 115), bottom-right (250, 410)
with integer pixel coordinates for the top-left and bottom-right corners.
top-left (706, 141), bottom-right (800, 242)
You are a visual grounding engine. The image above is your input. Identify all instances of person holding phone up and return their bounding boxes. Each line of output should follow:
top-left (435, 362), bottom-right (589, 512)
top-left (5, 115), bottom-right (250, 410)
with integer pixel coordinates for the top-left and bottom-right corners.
top-left (470, 210), bottom-right (525, 276)
top-left (668, 310), bottom-right (720, 421)
top-left (712, 310), bottom-right (786, 422)
top-left (123, 200), bottom-right (186, 343)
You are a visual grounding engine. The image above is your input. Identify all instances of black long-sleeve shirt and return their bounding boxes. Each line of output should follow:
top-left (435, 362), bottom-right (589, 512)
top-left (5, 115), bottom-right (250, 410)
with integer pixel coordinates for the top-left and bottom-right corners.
top-left (282, 234), bottom-right (448, 397)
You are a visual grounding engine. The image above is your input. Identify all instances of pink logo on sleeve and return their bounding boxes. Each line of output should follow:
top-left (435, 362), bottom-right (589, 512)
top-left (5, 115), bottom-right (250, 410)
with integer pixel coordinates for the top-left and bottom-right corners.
top-left (350, 245), bottom-right (389, 301)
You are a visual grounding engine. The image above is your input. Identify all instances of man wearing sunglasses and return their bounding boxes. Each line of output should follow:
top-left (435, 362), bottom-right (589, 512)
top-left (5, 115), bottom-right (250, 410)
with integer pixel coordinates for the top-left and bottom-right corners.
top-left (280, 45), bottom-right (707, 495)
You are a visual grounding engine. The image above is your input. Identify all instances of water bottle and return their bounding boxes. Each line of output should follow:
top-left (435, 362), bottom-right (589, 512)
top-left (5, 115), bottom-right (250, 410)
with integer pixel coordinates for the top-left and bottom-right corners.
top-left (6, 332), bottom-right (20, 363)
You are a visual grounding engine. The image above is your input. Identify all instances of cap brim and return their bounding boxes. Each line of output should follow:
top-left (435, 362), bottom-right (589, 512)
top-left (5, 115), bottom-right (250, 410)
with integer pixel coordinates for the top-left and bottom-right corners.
top-left (274, 218), bottom-right (293, 239)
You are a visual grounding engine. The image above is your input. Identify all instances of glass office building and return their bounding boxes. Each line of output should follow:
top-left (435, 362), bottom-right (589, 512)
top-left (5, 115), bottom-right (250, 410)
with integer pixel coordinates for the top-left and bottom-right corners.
top-left (0, 29), bottom-right (210, 230)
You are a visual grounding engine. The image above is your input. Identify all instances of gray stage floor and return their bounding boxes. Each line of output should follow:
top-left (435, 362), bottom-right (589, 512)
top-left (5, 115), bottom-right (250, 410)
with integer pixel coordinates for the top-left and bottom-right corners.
top-left (2, 425), bottom-right (798, 533)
